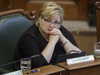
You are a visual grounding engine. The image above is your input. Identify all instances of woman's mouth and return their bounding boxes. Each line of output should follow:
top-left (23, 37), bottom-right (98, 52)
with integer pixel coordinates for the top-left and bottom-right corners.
top-left (48, 28), bottom-right (52, 31)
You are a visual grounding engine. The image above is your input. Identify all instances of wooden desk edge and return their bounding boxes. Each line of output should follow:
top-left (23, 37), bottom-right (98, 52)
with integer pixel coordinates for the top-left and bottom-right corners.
top-left (30, 64), bottom-right (65, 75)
top-left (58, 59), bottom-right (100, 70)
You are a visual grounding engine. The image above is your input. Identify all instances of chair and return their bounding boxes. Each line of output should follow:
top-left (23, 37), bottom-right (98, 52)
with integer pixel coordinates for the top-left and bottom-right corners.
top-left (0, 9), bottom-right (36, 74)
top-left (95, 1), bottom-right (100, 42)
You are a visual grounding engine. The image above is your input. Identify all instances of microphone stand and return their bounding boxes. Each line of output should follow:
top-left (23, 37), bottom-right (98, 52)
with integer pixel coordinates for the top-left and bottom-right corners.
top-left (0, 54), bottom-right (40, 67)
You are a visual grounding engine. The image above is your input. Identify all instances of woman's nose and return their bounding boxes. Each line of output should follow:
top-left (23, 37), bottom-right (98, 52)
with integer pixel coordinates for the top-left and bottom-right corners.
top-left (49, 23), bottom-right (54, 27)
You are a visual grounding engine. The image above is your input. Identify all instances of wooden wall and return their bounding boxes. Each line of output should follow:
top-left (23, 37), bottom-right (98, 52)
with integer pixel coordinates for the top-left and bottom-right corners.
top-left (0, 0), bottom-right (99, 20)
top-left (73, 35), bottom-right (96, 54)
top-left (26, 0), bottom-right (88, 20)
top-left (95, 1), bottom-right (100, 42)
top-left (9, 0), bottom-right (27, 10)
top-left (0, 0), bottom-right (9, 12)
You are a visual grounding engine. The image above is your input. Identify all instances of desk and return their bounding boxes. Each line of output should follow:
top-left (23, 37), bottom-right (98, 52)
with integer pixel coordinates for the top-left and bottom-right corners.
top-left (30, 65), bottom-right (65, 75)
top-left (58, 59), bottom-right (100, 75)
top-left (2, 65), bottom-right (65, 75)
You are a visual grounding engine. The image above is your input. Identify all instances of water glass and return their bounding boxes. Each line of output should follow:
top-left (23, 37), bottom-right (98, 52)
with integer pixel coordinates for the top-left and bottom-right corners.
top-left (94, 42), bottom-right (100, 59)
top-left (20, 58), bottom-right (31, 75)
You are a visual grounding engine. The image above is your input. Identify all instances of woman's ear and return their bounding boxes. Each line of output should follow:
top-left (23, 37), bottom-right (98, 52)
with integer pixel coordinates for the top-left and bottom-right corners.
top-left (40, 15), bottom-right (42, 19)
top-left (38, 15), bottom-right (42, 23)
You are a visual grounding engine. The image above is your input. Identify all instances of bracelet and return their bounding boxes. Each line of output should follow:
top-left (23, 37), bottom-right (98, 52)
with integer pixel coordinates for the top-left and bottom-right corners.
top-left (61, 39), bottom-right (68, 46)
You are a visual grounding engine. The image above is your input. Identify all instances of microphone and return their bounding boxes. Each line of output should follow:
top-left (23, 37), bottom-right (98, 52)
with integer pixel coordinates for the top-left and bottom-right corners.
top-left (68, 50), bottom-right (81, 54)
top-left (67, 50), bottom-right (94, 59)
top-left (0, 54), bottom-right (40, 67)
top-left (68, 50), bottom-right (94, 55)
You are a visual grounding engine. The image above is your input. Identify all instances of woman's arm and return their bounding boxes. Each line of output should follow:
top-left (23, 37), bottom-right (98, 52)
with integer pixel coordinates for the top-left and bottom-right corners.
top-left (41, 34), bottom-right (59, 63)
top-left (19, 34), bottom-right (59, 67)
top-left (59, 35), bottom-right (81, 54)
top-left (19, 35), bottom-right (49, 68)
top-left (48, 27), bottom-right (81, 54)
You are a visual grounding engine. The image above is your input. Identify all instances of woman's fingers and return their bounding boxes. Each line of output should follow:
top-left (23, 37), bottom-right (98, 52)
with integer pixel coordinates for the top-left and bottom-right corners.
top-left (48, 28), bottom-right (59, 35)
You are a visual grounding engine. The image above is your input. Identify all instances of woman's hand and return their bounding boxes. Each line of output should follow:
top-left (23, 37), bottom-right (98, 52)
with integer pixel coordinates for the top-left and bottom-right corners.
top-left (48, 28), bottom-right (66, 43)
top-left (49, 33), bottom-right (59, 44)
top-left (48, 28), bottom-right (81, 54)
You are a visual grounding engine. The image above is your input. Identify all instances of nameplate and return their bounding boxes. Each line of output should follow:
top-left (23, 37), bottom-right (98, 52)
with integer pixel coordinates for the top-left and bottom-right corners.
top-left (2, 70), bottom-right (22, 75)
top-left (67, 55), bottom-right (94, 65)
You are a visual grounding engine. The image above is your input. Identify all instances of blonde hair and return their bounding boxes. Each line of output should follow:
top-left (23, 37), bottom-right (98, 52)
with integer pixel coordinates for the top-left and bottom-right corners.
top-left (36, 1), bottom-right (64, 26)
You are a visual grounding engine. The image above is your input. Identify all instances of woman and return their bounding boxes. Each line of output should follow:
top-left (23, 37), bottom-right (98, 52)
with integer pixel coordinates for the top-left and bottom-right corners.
top-left (13, 1), bottom-right (81, 70)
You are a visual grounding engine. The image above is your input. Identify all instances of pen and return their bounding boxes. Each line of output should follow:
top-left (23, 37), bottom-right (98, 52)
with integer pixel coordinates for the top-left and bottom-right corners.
top-left (31, 69), bottom-right (40, 73)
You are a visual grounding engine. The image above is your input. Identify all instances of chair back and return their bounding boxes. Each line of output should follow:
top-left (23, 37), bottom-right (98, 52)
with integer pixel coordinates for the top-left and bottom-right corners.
top-left (95, 1), bottom-right (100, 42)
top-left (0, 9), bottom-right (36, 73)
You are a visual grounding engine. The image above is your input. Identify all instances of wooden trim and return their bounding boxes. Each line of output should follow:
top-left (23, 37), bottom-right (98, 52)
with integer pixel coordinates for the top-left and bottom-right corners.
top-left (28, 1), bottom-right (76, 5)
top-left (95, 1), bottom-right (100, 42)
top-left (9, 0), bottom-right (28, 10)
top-left (0, 9), bottom-right (37, 20)
top-left (71, 31), bottom-right (96, 36)
top-left (95, 1), bottom-right (100, 10)
top-left (75, 0), bottom-right (88, 20)
top-left (96, 10), bottom-right (100, 42)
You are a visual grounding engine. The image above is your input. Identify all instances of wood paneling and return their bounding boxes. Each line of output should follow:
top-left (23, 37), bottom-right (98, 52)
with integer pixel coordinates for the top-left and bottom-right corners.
top-left (96, 10), bottom-right (100, 42)
top-left (1, 0), bottom-right (99, 20)
top-left (91, 0), bottom-right (100, 2)
top-left (1, 0), bottom-right (100, 20)
top-left (0, 0), bottom-right (9, 12)
top-left (7, 0), bottom-right (90, 20)
top-left (26, 1), bottom-right (77, 20)
top-left (73, 35), bottom-right (96, 54)
top-left (26, 0), bottom-right (88, 20)
top-left (30, 0), bottom-right (74, 1)
top-left (57, 1), bottom-right (78, 20)
top-left (95, 1), bottom-right (100, 42)
top-left (9, 0), bottom-right (28, 10)
top-left (75, 0), bottom-right (88, 20)
top-left (70, 31), bottom-right (96, 54)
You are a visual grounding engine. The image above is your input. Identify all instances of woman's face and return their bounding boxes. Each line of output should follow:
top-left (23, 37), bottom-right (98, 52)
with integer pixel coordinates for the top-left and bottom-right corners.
top-left (39, 15), bottom-right (61, 34)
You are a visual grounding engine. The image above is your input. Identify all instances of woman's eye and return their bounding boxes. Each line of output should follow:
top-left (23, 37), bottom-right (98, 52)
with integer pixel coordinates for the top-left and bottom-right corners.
top-left (46, 20), bottom-right (51, 23)
top-left (54, 22), bottom-right (59, 24)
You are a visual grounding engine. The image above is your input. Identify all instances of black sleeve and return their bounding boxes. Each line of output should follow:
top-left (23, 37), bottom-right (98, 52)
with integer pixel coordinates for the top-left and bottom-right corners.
top-left (19, 34), bottom-right (48, 69)
top-left (60, 26), bottom-right (78, 47)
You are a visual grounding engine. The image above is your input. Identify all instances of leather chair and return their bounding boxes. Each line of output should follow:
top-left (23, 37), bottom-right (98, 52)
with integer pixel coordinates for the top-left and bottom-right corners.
top-left (0, 9), bottom-right (36, 74)
top-left (95, 1), bottom-right (100, 42)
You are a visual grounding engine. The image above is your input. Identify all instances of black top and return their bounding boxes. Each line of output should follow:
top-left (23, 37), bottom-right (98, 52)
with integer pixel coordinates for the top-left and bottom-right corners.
top-left (13, 24), bottom-right (78, 70)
